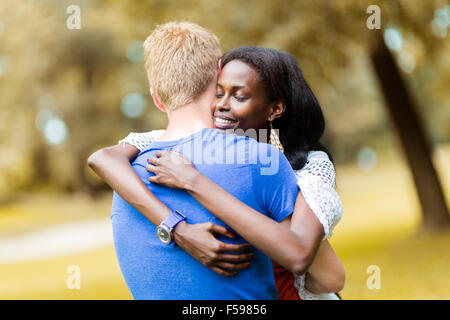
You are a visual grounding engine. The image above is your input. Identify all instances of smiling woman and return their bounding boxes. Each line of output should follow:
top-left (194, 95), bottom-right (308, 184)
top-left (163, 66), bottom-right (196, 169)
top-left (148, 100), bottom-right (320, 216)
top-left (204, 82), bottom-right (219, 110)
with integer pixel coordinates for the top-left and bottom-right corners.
top-left (217, 46), bottom-right (328, 171)
top-left (213, 59), bottom-right (283, 132)
top-left (97, 46), bottom-right (345, 300)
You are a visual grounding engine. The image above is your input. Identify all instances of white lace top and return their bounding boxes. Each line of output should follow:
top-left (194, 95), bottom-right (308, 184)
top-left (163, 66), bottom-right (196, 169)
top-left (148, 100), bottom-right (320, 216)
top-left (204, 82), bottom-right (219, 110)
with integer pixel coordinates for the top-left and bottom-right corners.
top-left (119, 130), bottom-right (343, 300)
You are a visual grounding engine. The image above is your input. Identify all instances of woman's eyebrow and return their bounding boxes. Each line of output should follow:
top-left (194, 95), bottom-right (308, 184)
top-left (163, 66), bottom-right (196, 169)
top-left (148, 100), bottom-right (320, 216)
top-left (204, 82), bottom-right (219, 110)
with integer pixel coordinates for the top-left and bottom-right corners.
top-left (217, 83), bottom-right (246, 90)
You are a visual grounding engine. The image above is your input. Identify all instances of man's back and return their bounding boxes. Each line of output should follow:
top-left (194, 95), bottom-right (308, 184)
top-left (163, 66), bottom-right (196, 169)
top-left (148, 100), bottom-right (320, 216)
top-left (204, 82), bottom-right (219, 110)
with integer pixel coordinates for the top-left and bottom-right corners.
top-left (111, 128), bottom-right (299, 299)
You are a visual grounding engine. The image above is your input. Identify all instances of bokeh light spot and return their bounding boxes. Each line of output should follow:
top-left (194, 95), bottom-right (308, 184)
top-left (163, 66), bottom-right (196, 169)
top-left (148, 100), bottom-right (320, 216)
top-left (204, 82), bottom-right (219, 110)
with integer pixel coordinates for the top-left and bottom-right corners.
top-left (121, 93), bottom-right (147, 118)
top-left (35, 110), bottom-right (53, 131)
top-left (43, 117), bottom-right (68, 145)
top-left (431, 19), bottom-right (448, 38)
top-left (126, 41), bottom-right (144, 62)
top-left (434, 9), bottom-right (449, 28)
top-left (384, 27), bottom-right (402, 51)
top-left (357, 147), bottom-right (377, 172)
top-left (397, 51), bottom-right (416, 73)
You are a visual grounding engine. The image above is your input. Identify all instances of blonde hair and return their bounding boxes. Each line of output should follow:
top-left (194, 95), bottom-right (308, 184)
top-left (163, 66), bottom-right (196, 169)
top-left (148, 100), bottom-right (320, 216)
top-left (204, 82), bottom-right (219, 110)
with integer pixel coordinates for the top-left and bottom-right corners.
top-left (143, 21), bottom-right (221, 110)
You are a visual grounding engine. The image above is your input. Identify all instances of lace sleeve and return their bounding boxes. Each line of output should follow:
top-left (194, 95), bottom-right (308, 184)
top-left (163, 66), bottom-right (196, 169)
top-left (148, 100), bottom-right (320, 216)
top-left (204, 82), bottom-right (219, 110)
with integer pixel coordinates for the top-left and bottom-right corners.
top-left (293, 275), bottom-right (340, 300)
top-left (293, 151), bottom-right (344, 300)
top-left (118, 130), bottom-right (165, 152)
top-left (294, 151), bottom-right (343, 239)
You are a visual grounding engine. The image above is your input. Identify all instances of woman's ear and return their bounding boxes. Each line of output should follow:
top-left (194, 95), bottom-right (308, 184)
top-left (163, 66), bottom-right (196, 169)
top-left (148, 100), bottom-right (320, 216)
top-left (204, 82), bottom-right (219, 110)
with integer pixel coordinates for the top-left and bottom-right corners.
top-left (150, 87), bottom-right (167, 113)
top-left (268, 100), bottom-right (286, 122)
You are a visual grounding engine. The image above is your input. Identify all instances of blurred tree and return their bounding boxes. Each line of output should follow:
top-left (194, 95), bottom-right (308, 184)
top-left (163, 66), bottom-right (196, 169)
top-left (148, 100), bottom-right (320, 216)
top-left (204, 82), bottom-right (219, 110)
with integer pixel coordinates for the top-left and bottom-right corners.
top-left (372, 36), bottom-right (450, 231)
top-left (108, 0), bottom-right (450, 229)
top-left (0, 0), bottom-right (449, 228)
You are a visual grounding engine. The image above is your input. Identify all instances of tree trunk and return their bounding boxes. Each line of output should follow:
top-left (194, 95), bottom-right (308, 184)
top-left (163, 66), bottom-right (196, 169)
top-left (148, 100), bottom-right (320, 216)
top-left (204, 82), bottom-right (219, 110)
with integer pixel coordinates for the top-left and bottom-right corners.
top-left (371, 36), bottom-right (450, 232)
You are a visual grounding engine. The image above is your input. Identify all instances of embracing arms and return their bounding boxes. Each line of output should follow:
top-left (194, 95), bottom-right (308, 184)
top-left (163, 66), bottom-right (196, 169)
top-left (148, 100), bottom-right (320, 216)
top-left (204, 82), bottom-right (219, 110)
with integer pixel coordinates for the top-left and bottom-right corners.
top-left (147, 150), bottom-right (345, 292)
top-left (87, 143), bottom-right (344, 293)
top-left (87, 144), bottom-right (253, 276)
top-left (88, 144), bottom-right (171, 225)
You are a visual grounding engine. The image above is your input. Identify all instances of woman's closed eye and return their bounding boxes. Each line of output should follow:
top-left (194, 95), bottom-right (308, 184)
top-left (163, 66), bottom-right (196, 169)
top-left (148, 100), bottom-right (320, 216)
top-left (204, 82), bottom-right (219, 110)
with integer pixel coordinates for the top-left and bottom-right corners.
top-left (233, 96), bottom-right (248, 102)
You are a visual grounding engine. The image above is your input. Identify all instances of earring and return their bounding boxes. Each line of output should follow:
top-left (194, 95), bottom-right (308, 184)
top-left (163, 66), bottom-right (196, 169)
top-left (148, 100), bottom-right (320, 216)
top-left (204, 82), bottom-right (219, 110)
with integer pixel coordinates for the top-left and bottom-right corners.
top-left (269, 122), bottom-right (284, 153)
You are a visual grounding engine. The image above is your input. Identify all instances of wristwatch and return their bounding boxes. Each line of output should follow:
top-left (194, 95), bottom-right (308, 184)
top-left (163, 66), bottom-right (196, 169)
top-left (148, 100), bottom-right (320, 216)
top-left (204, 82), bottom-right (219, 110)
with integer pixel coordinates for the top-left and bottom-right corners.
top-left (156, 210), bottom-right (187, 244)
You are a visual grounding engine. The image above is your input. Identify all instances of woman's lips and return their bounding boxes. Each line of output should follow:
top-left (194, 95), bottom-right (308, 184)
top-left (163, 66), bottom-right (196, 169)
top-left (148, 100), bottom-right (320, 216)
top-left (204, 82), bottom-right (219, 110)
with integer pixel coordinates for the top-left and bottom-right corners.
top-left (214, 116), bottom-right (238, 129)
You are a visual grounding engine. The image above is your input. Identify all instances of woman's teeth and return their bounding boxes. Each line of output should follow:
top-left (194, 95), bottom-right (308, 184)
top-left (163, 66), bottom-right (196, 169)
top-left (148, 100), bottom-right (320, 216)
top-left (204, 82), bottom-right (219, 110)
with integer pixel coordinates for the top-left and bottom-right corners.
top-left (215, 117), bottom-right (235, 124)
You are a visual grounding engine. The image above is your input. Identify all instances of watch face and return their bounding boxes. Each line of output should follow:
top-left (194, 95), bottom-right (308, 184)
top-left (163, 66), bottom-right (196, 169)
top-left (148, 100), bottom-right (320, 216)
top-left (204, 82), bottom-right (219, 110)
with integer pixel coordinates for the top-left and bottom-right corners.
top-left (156, 226), bottom-right (171, 244)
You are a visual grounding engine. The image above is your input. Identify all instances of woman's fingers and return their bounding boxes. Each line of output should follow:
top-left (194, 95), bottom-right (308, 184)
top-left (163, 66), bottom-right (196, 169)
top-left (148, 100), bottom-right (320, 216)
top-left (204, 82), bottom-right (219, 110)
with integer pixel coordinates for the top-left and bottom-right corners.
top-left (214, 261), bottom-right (252, 272)
top-left (156, 150), bottom-right (175, 159)
top-left (208, 223), bottom-right (235, 238)
top-left (217, 253), bottom-right (255, 263)
top-left (210, 267), bottom-right (237, 277)
top-left (218, 242), bottom-right (252, 253)
top-left (146, 164), bottom-right (157, 173)
top-left (147, 157), bottom-right (159, 165)
top-left (151, 151), bottom-right (192, 167)
top-left (148, 176), bottom-right (160, 184)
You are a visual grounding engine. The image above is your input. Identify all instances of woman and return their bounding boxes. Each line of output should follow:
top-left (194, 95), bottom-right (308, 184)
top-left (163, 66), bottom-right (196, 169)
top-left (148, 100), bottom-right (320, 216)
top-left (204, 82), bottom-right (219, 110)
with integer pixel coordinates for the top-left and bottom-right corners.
top-left (89, 47), bottom-right (344, 299)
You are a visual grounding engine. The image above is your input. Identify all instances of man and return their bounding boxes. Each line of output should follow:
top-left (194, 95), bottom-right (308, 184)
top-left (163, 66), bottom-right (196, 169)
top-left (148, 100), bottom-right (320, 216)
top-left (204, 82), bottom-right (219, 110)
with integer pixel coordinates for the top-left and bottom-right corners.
top-left (90, 22), bottom-right (299, 299)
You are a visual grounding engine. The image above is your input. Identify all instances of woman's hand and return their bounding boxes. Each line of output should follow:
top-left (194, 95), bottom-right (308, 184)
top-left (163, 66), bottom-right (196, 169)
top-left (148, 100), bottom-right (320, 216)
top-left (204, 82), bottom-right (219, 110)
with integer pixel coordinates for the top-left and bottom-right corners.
top-left (147, 150), bottom-right (255, 276)
top-left (173, 221), bottom-right (254, 276)
top-left (146, 150), bottom-right (198, 190)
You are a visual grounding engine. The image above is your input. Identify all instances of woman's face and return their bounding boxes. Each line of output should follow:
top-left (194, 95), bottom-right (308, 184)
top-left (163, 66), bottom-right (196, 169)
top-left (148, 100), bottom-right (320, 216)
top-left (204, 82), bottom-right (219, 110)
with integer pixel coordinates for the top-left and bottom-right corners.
top-left (212, 60), bottom-right (272, 132)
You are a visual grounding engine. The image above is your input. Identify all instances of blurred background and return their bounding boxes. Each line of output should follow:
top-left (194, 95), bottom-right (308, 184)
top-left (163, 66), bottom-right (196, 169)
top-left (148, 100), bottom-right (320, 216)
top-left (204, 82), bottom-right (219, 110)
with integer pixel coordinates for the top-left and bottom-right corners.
top-left (0, 0), bottom-right (449, 299)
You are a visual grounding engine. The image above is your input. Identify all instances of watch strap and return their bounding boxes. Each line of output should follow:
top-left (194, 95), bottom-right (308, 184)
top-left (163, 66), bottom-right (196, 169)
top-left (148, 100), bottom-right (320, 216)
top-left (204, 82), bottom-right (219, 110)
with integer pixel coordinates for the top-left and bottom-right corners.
top-left (162, 210), bottom-right (186, 230)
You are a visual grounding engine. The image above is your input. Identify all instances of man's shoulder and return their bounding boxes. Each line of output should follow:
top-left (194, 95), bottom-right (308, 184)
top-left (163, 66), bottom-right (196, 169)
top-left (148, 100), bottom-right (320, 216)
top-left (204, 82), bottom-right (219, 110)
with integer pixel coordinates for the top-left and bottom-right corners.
top-left (132, 147), bottom-right (157, 169)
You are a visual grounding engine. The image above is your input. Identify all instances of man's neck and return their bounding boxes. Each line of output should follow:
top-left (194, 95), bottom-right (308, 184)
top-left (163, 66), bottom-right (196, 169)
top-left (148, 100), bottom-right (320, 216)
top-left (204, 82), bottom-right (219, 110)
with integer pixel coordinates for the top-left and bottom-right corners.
top-left (159, 102), bottom-right (213, 141)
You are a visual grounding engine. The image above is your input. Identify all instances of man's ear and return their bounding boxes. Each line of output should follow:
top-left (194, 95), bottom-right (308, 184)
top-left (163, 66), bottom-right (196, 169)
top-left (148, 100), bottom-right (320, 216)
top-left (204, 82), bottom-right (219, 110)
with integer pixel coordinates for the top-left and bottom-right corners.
top-left (268, 100), bottom-right (286, 122)
top-left (214, 59), bottom-right (221, 80)
top-left (150, 87), bottom-right (167, 113)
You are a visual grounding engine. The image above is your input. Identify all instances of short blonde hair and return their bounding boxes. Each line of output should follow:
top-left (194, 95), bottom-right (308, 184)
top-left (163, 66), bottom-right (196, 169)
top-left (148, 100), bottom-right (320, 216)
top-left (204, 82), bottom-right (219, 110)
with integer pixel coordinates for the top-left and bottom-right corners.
top-left (143, 21), bottom-right (221, 110)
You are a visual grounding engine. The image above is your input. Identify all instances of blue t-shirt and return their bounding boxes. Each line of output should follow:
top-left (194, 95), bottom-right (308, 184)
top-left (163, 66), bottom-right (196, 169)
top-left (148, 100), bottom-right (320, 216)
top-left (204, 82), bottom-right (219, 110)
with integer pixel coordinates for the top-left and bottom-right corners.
top-left (111, 128), bottom-right (299, 300)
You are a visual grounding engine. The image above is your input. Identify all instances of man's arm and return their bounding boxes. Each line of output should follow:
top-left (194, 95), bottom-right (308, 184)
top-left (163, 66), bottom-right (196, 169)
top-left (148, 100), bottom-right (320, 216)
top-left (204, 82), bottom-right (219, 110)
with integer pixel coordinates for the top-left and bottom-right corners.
top-left (87, 144), bottom-right (253, 276)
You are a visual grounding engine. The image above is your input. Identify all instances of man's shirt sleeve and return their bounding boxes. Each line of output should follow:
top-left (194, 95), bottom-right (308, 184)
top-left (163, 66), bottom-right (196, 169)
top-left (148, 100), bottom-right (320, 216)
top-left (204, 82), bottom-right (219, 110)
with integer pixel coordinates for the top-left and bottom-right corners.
top-left (251, 143), bottom-right (300, 222)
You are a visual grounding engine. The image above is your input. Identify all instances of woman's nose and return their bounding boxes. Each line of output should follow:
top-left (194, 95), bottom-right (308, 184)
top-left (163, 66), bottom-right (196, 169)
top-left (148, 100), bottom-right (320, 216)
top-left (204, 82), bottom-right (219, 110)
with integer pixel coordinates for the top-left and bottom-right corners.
top-left (216, 96), bottom-right (231, 112)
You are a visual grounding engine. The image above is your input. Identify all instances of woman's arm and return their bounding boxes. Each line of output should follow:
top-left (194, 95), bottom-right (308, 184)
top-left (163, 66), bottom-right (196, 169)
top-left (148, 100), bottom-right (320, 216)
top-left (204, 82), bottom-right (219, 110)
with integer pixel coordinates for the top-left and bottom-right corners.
top-left (148, 150), bottom-right (345, 293)
top-left (87, 144), bottom-right (254, 276)
top-left (304, 240), bottom-right (345, 293)
top-left (88, 144), bottom-right (171, 226)
top-left (147, 150), bottom-right (323, 275)
top-left (288, 191), bottom-right (345, 293)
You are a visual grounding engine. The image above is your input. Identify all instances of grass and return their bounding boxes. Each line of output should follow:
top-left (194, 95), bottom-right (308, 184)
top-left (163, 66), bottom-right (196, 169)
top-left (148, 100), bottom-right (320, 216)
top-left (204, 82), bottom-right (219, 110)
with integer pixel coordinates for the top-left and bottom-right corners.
top-left (0, 193), bottom-right (111, 238)
top-left (0, 145), bottom-right (449, 299)
top-left (335, 230), bottom-right (450, 299)
top-left (330, 144), bottom-right (450, 299)
top-left (0, 246), bottom-right (131, 299)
